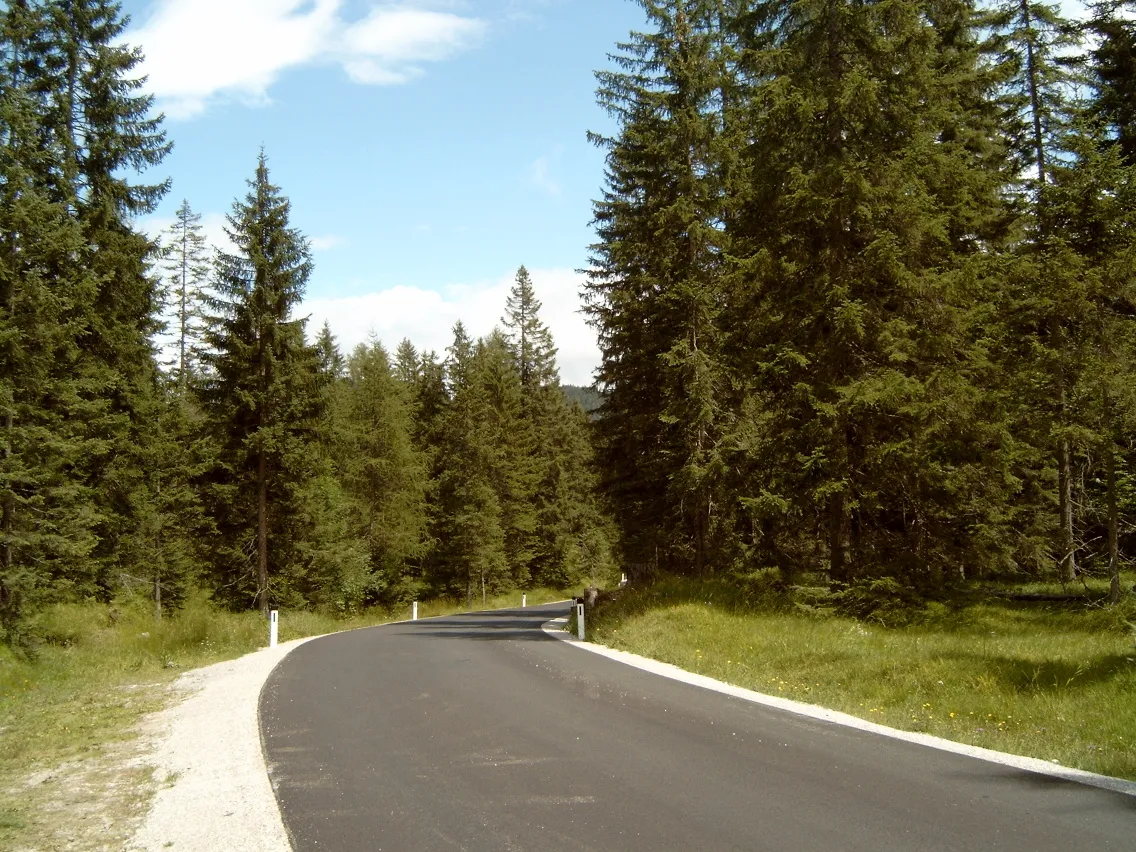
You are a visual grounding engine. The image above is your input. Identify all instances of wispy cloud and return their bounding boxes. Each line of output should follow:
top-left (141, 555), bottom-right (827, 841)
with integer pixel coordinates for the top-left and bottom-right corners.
top-left (528, 155), bottom-right (561, 197)
top-left (130, 1), bottom-right (487, 119)
top-left (310, 234), bottom-right (348, 252)
top-left (144, 213), bottom-right (354, 261)
top-left (341, 6), bottom-right (485, 84)
top-left (302, 267), bottom-right (599, 385)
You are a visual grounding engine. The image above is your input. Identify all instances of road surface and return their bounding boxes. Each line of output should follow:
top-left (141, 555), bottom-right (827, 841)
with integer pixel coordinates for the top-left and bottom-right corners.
top-left (260, 603), bottom-right (1134, 851)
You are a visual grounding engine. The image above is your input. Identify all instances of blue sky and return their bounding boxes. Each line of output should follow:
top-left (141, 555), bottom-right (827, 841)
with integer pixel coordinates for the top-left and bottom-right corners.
top-left (123, 0), bottom-right (649, 384)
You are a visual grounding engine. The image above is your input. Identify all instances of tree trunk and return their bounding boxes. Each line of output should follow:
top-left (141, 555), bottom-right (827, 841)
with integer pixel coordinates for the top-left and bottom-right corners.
top-left (179, 224), bottom-right (188, 393)
top-left (154, 478), bottom-right (163, 620)
top-left (1107, 436), bottom-right (1121, 605)
top-left (1020, 0), bottom-right (1046, 185)
top-left (695, 493), bottom-right (708, 577)
top-left (828, 491), bottom-right (851, 584)
top-left (1, 409), bottom-right (12, 598)
top-left (2, 263), bottom-right (14, 613)
top-left (1057, 435), bottom-right (1076, 585)
top-left (257, 451), bottom-right (269, 616)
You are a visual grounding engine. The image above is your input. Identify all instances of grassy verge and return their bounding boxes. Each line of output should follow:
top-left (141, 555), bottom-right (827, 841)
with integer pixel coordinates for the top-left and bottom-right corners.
top-left (586, 575), bottom-right (1136, 781)
top-left (0, 587), bottom-right (571, 851)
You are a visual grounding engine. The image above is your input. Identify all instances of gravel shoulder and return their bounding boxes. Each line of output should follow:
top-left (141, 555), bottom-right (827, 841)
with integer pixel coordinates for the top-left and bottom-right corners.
top-left (127, 637), bottom-right (313, 852)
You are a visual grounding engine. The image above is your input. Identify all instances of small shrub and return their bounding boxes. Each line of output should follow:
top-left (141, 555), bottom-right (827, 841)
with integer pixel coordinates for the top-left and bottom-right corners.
top-left (29, 602), bottom-right (108, 648)
top-left (833, 578), bottom-right (927, 627)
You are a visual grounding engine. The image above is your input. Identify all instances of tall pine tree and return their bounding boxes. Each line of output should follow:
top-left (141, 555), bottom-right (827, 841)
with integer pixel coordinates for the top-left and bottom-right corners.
top-left (586, 1), bottom-right (734, 576)
top-left (0, 0), bottom-right (101, 637)
top-left (199, 152), bottom-right (320, 614)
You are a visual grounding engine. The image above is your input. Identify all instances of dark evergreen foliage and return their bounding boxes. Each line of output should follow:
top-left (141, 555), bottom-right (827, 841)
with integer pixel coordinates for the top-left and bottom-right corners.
top-left (0, 7), bottom-right (99, 637)
top-left (1, 0), bottom-right (172, 636)
top-left (198, 152), bottom-right (327, 614)
top-left (331, 340), bottom-right (427, 605)
top-left (586, 0), bottom-right (1136, 595)
top-left (1087, 1), bottom-right (1136, 164)
top-left (9, 0), bottom-right (1136, 640)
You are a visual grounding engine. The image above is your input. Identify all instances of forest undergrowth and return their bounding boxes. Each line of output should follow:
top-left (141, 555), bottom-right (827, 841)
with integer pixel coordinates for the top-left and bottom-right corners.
top-left (586, 575), bottom-right (1136, 781)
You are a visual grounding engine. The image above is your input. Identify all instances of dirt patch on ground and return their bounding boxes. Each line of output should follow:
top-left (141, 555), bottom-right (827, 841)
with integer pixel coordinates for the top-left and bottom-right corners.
top-left (3, 684), bottom-right (165, 851)
top-left (4, 637), bottom-right (311, 851)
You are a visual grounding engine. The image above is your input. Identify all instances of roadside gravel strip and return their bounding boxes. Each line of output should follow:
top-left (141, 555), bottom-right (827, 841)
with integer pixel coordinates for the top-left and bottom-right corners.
top-left (127, 637), bottom-right (315, 852)
top-left (542, 616), bottom-right (1136, 799)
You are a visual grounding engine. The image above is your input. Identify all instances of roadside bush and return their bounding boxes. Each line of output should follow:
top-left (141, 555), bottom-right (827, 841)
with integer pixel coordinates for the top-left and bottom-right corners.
top-left (832, 578), bottom-right (928, 627)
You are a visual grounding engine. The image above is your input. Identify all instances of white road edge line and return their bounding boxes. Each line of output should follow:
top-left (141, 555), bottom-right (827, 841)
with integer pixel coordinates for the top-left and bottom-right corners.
top-left (541, 615), bottom-right (1136, 798)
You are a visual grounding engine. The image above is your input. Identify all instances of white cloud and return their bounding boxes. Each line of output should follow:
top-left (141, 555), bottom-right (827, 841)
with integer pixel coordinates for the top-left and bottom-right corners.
top-left (302, 267), bottom-right (600, 385)
top-left (130, 1), bottom-right (486, 119)
top-left (343, 6), bottom-right (484, 65)
top-left (310, 234), bottom-right (348, 252)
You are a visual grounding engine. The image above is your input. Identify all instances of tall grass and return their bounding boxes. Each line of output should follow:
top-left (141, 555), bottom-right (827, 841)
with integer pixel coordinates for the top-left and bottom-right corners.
top-left (588, 575), bottom-right (1136, 780)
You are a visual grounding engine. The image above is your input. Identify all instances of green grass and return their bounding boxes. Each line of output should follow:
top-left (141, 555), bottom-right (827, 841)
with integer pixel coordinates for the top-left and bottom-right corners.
top-left (0, 586), bottom-right (572, 851)
top-left (587, 575), bottom-right (1136, 781)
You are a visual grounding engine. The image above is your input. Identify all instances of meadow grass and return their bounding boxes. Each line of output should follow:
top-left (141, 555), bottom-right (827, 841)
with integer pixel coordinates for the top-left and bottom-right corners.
top-left (587, 575), bottom-right (1136, 781)
top-left (0, 586), bottom-right (571, 850)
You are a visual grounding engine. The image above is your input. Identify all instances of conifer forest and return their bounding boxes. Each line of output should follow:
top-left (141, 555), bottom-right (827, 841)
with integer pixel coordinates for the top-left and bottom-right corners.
top-left (4, 0), bottom-right (1136, 643)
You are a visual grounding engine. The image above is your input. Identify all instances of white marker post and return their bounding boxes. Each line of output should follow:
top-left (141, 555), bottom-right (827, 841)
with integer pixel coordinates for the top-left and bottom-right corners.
top-left (269, 610), bottom-right (278, 648)
top-left (522, 593), bottom-right (527, 608)
top-left (576, 602), bottom-right (585, 642)
top-left (412, 601), bottom-right (418, 621)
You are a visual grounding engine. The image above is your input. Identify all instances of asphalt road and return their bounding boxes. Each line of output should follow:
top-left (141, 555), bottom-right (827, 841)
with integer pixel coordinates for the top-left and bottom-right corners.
top-left (259, 603), bottom-right (1134, 851)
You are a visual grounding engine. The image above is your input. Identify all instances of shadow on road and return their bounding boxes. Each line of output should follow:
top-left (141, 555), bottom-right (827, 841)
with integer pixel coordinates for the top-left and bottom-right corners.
top-left (397, 606), bottom-right (572, 642)
top-left (940, 763), bottom-right (1136, 808)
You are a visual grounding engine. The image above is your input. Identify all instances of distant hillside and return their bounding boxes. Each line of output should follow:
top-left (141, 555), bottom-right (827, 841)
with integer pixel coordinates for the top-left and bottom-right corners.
top-left (562, 384), bottom-right (603, 413)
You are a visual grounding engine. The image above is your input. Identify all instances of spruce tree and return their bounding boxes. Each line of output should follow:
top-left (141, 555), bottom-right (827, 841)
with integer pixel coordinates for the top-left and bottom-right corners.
top-left (1057, 132), bottom-right (1136, 602)
top-left (0, 1), bottom-right (100, 635)
top-left (161, 199), bottom-right (210, 393)
top-left (1032, 18), bottom-right (1136, 600)
top-left (534, 398), bottom-right (616, 587)
top-left (711, 0), bottom-right (1011, 583)
top-left (1087, 1), bottom-right (1136, 164)
top-left (407, 348), bottom-right (447, 584)
top-left (199, 152), bottom-right (319, 614)
top-left (334, 340), bottom-right (428, 604)
top-left (313, 320), bottom-right (345, 379)
top-left (427, 323), bottom-right (508, 604)
top-left (394, 338), bottom-right (421, 385)
top-left (586, 0), bottom-right (734, 576)
top-left (500, 269), bottom-right (613, 586)
top-left (501, 269), bottom-right (559, 582)
top-left (122, 389), bottom-right (210, 617)
top-left (503, 266), bottom-right (558, 391)
top-left (476, 330), bottom-right (539, 589)
top-left (990, 0), bottom-right (1088, 583)
top-left (29, 0), bottom-right (171, 591)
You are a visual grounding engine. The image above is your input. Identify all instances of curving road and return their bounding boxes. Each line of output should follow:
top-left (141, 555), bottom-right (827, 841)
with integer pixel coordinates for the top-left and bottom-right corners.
top-left (259, 603), bottom-right (1134, 851)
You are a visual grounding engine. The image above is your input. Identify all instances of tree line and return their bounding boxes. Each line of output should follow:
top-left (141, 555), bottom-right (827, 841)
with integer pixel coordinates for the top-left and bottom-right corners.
top-left (0, 0), bottom-right (611, 642)
top-left (7, 0), bottom-right (1135, 647)
top-left (586, 0), bottom-right (1136, 601)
